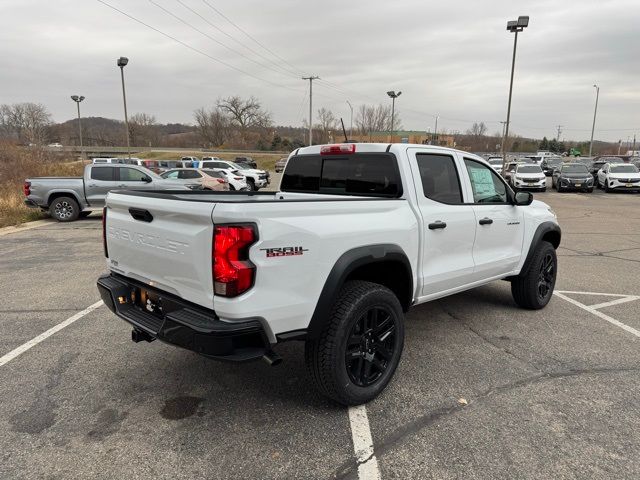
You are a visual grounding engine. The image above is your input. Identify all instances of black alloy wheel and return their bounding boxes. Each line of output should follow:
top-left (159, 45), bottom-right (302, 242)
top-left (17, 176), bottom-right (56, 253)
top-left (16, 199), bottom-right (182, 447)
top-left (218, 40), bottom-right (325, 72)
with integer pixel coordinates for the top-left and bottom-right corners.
top-left (537, 253), bottom-right (555, 303)
top-left (345, 306), bottom-right (396, 387)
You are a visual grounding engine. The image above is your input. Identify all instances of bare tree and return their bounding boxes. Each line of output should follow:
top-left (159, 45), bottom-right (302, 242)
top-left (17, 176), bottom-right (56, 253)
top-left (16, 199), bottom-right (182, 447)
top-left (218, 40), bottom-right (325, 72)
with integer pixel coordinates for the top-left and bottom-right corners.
top-left (354, 104), bottom-right (402, 140)
top-left (0, 102), bottom-right (52, 144)
top-left (217, 96), bottom-right (271, 145)
top-left (315, 108), bottom-right (338, 143)
top-left (128, 112), bottom-right (158, 146)
top-left (194, 107), bottom-right (230, 147)
top-left (466, 121), bottom-right (488, 137)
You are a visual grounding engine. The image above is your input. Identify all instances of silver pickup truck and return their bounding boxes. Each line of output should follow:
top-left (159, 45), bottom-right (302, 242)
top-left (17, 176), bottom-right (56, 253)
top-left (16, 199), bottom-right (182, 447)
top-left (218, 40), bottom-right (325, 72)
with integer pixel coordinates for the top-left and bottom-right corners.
top-left (24, 164), bottom-right (192, 222)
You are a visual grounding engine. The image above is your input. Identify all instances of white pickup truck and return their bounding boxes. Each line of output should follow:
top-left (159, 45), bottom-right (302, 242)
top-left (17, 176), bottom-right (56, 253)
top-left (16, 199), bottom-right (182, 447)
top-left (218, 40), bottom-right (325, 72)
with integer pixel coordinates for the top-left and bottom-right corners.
top-left (97, 143), bottom-right (561, 405)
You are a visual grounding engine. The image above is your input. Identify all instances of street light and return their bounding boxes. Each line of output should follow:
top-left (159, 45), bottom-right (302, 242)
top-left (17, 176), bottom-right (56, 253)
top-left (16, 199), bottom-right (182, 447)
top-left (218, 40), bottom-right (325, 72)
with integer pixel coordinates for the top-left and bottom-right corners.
top-left (387, 90), bottom-right (401, 139)
top-left (346, 100), bottom-right (353, 140)
top-left (433, 115), bottom-right (439, 145)
top-left (502, 15), bottom-right (529, 167)
top-left (589, 84), bottom-right (599, 156)
top-left (117, 56), bottom-right (131, 158)
top-left (70, 95), bottom-right (85, 158)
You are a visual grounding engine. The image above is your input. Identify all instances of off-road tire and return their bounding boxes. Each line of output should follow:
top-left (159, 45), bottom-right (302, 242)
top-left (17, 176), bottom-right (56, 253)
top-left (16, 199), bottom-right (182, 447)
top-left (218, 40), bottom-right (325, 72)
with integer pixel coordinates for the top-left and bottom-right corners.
top-left (49, 196), bottom-right (80, 222)
top-left (305, 280), bottom-right (405, 406)
top-left (511, 240), bottom-right (557, 310)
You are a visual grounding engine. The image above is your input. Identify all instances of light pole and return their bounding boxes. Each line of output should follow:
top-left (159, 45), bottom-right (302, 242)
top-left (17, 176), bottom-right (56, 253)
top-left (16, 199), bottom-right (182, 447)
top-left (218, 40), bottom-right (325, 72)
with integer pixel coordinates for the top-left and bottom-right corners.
top-left (589, 84), bottom-right (599, 156)
top-left (70, 95), bottom-right (85, 158)
top-left (387, 91), bottom-right (401, 140)
top-left (346, 100), bottom-right (353, 140)
top-left (302, 76), bottom-right (319, 146)
top-left (117, 56), bottom-right (131, 159)
top-left (502, 15), bottom-right (529, 168)
top-left (433, 115), bottom-right (439, 145)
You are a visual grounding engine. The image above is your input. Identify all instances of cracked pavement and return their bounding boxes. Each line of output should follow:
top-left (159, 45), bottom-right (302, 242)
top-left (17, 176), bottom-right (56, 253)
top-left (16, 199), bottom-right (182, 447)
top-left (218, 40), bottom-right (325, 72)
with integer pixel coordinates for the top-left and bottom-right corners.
top-left (1, 185), bottom-right (640, 479)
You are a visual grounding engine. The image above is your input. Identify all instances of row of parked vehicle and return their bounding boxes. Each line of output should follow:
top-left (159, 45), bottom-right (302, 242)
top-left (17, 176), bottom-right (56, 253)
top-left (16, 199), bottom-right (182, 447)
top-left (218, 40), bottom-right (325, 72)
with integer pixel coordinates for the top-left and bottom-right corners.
top-left (484, 154), bottom-right (640, 194)
top-left (92, 155), bottom-right (270, 191)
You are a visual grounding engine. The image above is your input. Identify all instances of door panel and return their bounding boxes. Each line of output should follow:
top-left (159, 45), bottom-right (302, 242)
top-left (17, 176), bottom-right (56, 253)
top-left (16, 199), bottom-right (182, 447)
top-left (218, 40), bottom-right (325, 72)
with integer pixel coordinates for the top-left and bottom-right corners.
top-left (407, 149), bottom-right (477, 296)
top-left (461, 158), bottom-right (524, 280)
top-left (86, 166), bottom-right (117, 207)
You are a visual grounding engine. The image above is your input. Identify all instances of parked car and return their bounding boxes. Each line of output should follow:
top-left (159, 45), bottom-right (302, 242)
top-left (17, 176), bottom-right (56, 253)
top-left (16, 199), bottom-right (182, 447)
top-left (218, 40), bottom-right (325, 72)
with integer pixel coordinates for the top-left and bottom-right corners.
top-left (502, 161), bottom-right (523, 183)
top-left (589, 160), bottom-right (610, 182)
top-left (24, 164), bottom-right (192, 222)
top-left (98, 142), bottom-right (561, 405)
top-left (510, 163), bottom-right (546, 191)
top-left (551, 163), bottom-right (594, 192)
top-left (181, 156), bottom-right (200, 167)
top-left (47, 142), bottom-right (63, 148)
top-left (161, 168), bottom-right (230, 191)
top-left (194, 159), bottom-right (269, 191)
top-left (597, 163), bottom-right (640, 192)
top-left (540, 157), bottom-right (563, 176)
top-left (486, 157), bottom-right (504, 175)
top-left (143, 159), bottom-right (189, 173)
top-left (275, 157), bottom-right (288, 173)
top-left (235, 156), bottom-right (257, 169)
top-left (213, 168), bottom-right (249, 191)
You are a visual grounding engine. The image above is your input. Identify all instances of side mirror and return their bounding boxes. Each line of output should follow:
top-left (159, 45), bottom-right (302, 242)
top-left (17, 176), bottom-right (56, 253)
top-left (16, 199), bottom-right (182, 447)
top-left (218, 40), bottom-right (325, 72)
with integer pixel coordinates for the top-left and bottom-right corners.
top-left (142, 176), bottom-right (152, 183)
top-left (514, 191), bottom-right (533, 206)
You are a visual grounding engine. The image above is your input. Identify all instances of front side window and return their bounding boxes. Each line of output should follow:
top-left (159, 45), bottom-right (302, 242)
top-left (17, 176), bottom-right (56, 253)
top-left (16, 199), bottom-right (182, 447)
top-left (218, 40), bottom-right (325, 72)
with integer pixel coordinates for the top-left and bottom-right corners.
top-left (415, 153), bottom-right (462, 204)
top-left (119, 168), bottom-right (150, 182)
top-left (464, 159), bottom-right (508, 204)
top-left (90, 167), bottom-right (115, 181)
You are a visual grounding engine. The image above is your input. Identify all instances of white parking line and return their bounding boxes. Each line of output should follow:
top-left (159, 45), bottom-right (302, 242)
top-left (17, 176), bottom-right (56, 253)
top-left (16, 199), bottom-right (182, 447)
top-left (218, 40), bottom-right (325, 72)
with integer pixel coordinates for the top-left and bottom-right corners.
top-left (588, 296), bottom-right (640, 310)
top-left (554, 292), bottom-right (640, 339)
top-left (348, 405), bottom-right (381, 480)
top-left (0, 300), bottom-right (103, 367)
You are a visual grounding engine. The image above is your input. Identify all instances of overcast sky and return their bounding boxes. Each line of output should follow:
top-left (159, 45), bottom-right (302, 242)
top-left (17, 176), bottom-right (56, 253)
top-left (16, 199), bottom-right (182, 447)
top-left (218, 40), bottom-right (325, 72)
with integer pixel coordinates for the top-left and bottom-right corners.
top-left (1, 0), bottom-right (638, 142)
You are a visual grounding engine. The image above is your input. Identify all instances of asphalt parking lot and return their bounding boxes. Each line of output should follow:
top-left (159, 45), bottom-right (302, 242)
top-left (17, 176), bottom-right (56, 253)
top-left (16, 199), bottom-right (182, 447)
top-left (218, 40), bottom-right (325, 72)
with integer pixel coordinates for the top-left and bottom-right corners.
top-left (1, 180), bottom-right (639, 480)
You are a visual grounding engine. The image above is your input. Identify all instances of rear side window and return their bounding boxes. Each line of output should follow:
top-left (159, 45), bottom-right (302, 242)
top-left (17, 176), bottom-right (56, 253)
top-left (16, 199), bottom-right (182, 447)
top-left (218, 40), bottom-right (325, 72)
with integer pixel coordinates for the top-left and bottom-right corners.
top-left (415, 154), bottom-right (462, 204)
top-left (90, 167), bottom-right (114, 181)
top-left (281, 154), bottom-right (401, 197)
top-left (179, 170), bottom-right (201, 179)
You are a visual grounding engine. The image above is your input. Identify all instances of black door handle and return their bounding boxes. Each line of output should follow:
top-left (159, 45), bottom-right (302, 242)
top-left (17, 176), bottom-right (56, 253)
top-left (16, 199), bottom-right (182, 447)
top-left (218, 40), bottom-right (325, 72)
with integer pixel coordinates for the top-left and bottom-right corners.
top-left (428, 221), bottom-right (447, 230)
top-left (479, 218), bottom-right (493, 225)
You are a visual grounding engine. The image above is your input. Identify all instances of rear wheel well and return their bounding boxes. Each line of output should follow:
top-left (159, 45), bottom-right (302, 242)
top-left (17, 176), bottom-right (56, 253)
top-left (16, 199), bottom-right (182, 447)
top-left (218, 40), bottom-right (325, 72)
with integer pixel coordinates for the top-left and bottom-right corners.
top-left (47, 192), bottom-right (81, 208)
top-left (344, 260), bottom-right (412, 311)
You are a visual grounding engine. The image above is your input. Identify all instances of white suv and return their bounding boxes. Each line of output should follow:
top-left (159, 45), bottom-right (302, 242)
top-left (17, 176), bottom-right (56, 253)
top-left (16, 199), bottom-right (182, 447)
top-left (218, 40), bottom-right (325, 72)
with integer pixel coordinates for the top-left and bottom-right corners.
top-left (511, 163), bottom-right (547, 192)
top-left (195, 159), bottom-right (269, 191)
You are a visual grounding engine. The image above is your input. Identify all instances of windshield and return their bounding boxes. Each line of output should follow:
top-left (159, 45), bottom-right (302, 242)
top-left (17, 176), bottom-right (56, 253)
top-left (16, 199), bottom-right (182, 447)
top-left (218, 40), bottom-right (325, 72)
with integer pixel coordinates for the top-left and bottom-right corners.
top-left (546, 158), bottom-right (562, 165)
top-left (228, 162), bottom-right (245, 170)
top-left (561, 164), bottom-right (588, 173)
top-left (488, 159), bottom-right (502, 165)
top-left (611, 165), bottom-right (639, 173)
top-left (517, 165), bottom-right (542, 173)
top-left (201, 169), bottom-right (224, 178)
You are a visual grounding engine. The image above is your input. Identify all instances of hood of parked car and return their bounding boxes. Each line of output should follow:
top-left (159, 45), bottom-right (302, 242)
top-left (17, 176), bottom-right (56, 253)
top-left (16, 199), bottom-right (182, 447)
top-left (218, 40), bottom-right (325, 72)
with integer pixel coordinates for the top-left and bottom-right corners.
top-left (515, 172), bottom-right (545, 179)
top-left (607, 172), bottom-right (640, 179)
top-left (238, 168), bottom-right (266, 175)
top-left (559, 172), bottom-right (592, 180)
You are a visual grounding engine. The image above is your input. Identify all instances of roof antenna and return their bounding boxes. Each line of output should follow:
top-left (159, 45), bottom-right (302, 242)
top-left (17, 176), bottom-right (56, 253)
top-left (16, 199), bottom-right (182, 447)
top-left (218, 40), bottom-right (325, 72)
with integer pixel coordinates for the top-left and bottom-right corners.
top-left (340, 118), bottom-right (348, 142)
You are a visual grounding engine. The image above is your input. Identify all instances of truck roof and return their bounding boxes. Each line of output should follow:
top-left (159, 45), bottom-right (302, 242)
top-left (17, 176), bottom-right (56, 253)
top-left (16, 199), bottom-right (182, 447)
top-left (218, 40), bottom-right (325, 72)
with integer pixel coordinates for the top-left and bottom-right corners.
top-left (293, 143), bottom-right (474, 158)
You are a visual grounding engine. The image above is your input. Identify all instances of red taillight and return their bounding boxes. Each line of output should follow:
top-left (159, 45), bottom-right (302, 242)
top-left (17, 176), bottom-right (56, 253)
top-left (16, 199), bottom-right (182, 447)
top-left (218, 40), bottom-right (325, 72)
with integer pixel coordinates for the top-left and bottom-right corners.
top-left (320, 144), bottom-right (356, 155)
top-left (102, 207), bottom-right (109, 258)
top-left (216, 178), bottom-right (225, 184)
top-left (213, 225), bottom-right (257, 297)
top-left (23, 181), bottom-right (31, 196)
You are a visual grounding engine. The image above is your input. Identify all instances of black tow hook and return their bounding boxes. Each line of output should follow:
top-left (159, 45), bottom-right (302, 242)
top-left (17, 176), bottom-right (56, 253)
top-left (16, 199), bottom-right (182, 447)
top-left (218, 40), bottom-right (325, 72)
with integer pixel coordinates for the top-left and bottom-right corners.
top-left (131, 329), bottom-right (155, 343)
top-left (262, 350), bottom-right (282, 366)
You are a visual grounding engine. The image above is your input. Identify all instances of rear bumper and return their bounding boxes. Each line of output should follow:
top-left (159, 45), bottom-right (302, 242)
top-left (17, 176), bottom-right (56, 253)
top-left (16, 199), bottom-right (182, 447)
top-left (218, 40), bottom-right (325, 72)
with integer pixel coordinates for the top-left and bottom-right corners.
top-left (24, 199), bottom-right (40, 209)
top-left (97, 273), bottom-right (272, 362)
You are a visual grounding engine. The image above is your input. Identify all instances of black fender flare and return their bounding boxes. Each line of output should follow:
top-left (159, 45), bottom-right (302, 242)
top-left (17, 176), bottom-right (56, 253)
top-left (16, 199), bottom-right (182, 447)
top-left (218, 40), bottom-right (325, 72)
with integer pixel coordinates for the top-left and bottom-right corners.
top-left (519, 221), bottom-right (561, 275)
top-left (307, 244), bottom-right (413, 340)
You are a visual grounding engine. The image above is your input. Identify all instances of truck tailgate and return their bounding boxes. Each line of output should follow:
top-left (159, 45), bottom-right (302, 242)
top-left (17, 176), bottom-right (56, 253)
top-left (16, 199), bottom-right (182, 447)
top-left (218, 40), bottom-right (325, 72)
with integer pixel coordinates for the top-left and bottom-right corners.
top-left (105, 192), bottom-right (216, 308)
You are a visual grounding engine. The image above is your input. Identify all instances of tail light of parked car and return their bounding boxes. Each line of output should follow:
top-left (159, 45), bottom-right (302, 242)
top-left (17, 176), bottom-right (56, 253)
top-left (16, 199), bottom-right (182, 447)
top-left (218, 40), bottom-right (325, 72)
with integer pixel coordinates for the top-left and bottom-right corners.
top-left (216, 178), bottom-right (226, 184)
top-left (102, 207), bottom-right (109, 258)
top-left (23, 181), bottom-right (31, 196)
top-left (212, 225), bottom-right (257, 297)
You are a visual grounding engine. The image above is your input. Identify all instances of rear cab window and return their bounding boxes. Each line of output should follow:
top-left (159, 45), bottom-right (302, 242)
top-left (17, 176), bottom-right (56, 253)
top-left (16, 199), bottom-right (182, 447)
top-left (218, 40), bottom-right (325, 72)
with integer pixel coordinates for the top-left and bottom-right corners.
top-left (281, 153), bottom-right (402, 197)
top-left (90, 167), bottom-right (115, 181)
